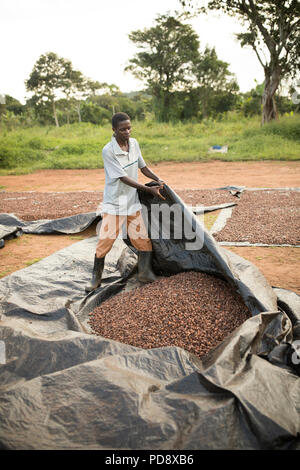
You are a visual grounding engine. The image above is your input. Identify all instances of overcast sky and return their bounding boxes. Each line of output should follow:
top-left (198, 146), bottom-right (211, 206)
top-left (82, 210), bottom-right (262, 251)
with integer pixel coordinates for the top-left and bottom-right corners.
top-left (1, 0), bottom-right (265, 104)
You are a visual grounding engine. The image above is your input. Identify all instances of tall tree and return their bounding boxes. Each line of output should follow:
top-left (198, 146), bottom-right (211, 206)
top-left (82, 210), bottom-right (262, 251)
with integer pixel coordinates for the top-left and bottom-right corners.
top-left (179, 0), bottom-right (300, 124)
top-left (0, 95), bottom-right (24, 121)
top-left (125, 14), bottom-right (200, 121)
top-left (61, 69), bottom-right (85, 124)
top-left (63, 74), bottom-right (106, 124)
top-left (193, 46), bottom-right (239, 117)
top-left (25, 52), bottom-right (75, 127)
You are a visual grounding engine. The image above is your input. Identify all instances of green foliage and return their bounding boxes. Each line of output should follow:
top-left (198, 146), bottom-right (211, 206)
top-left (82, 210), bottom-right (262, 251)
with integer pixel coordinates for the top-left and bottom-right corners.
top-left (259, 116), bottom-right (300, 141)
top-left (179, 0), bottom-right (300, 123)
top-left (126, 14), bottom-right (201, 121)
top-left (126, 13), bottom-right (241, 121)
top-left (25, 52), bottom-right (74, 127)
top-left (238, 81), bottom-right (299, 117)
top-left (0, 115), bottom-right (299, 174)
top-left (25, 52), bottom-right (108, 127)
top-left (81, 102), bottom-right (111, 125)
top-left (4, 95), bottom-right (24, 115)
top-left (25, 258), bottom-right (42, 266)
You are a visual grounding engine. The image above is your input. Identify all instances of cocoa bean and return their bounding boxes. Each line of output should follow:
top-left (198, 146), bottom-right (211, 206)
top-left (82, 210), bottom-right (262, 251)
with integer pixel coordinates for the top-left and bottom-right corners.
top-left (88, 271), bottom-right (251, 359)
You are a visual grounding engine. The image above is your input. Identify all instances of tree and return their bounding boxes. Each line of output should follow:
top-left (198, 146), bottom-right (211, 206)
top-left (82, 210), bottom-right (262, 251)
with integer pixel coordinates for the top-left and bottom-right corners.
top-left (179, 0), bottom-right (300, 124)
top-left (0, 95), bottom-right (24, 122)
top-left (80, 102), bottom-right (111, 124)
top-left (4, 95), bottom-right (24, 115)
top-left (125, 14), bottom-right (200, 121)
top-left (25, 52), bottom-right (76, 127)
top-left (68, 77), bottom-right (107, 123)
top-left (239, 80), bottom-right (264, 116)
top-left (193, 46), bottom-right (239, 118)
top-left (61, 69), bottom-right (86, 124)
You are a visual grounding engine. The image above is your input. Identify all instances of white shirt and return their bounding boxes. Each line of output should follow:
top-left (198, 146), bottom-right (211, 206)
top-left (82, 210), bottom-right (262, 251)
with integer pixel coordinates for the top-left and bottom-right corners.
top-left (100, 135), bottom-right (146, 215)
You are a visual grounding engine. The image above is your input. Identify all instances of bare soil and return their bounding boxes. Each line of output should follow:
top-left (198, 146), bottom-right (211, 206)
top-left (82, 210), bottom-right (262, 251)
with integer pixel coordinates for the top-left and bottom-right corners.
top-left (0, 161), bottom-right (299, 295)
top-left (225, 245), bottom-right (300, 295)
top-left (1, 160), bottom-right (300, 192)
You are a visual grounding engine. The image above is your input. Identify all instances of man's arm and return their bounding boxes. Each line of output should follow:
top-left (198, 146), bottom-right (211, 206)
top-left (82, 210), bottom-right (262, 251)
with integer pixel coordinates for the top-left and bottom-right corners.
top-left (140, 166), bottom-right (164, 184)
top-left (119, 175), bottom-right (165, 200)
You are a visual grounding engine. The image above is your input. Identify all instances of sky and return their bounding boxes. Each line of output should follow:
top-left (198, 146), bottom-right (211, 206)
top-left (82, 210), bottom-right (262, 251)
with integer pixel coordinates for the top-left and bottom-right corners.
top-left (0, 0), bottom-right (265, 104)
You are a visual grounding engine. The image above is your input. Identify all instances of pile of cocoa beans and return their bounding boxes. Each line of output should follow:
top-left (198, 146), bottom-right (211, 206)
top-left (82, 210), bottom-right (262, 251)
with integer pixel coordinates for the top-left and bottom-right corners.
top-left (88, 271), bottom-right (251, 359)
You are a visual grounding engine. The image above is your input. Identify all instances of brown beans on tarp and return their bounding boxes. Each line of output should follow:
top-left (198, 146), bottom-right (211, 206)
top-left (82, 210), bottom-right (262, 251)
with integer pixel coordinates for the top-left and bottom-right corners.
top-left (215, 190), bottom-right (300, 245)
top-left (88, 271), bottom-right (251, 359)
top-left (0, 189), bottom-right (236, 221)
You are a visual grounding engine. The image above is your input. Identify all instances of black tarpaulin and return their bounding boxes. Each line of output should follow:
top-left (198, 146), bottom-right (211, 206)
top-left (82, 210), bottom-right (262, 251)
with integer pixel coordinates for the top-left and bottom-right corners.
top-left (0, 212), bottom-right (100, 247)
top-left (0, 183), bottom-right (299, 450)
top-left (0, 200), bottom-right (235, 247)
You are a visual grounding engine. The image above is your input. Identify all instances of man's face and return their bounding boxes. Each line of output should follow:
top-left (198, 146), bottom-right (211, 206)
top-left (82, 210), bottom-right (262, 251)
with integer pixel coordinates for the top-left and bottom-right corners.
top-left (113, 120), bottom-right (131, 143)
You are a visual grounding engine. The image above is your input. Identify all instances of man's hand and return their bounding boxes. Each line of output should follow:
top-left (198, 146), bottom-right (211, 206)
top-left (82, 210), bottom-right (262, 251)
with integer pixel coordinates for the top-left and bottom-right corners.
top-left (120, 175), bottom-right (166, 199)
top-left (150, 179), bottom-right (165, 188)
top-left (146, 184), bottom-right (166, 200)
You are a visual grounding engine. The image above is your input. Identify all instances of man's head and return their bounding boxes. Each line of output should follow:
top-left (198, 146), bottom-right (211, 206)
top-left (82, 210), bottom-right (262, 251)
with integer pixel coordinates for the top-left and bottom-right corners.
top-left (112, 112), bottom-right (131, 143)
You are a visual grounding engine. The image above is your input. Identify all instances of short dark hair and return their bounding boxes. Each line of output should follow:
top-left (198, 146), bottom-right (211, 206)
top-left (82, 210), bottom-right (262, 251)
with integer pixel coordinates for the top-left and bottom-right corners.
top-left (112, 112), bottom-right (130, 129)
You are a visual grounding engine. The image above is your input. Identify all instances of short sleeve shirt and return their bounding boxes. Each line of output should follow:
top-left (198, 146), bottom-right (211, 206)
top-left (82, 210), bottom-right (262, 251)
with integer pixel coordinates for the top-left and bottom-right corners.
top-left (100, 135), bottom-right (146, 215)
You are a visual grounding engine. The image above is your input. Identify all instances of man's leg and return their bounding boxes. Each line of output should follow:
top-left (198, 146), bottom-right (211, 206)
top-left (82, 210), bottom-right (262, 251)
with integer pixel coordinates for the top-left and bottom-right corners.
top-left (95, 213), bottom-right (124, 258)
top-left (127, 211), bottom-right (157, 283)
top-left (85, 213), bottom-right (124, 292)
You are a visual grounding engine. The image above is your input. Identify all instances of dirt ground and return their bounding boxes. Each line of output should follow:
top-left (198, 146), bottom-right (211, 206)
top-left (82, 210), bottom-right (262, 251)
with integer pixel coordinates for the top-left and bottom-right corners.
top-left (1, 160), bottom-right (300, 295)
top-left (1, 160), bottom-right (300, 191)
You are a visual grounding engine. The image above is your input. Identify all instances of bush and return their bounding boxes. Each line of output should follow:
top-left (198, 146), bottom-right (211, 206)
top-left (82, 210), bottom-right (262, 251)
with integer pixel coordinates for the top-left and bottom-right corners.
top-left (81, 103), bottom-right (111, 125)
top-left (28, 137), bottom-right (43, 149)
top-left (261, 115), bottom-right (300, 141)
top-left (0, 144), bottom-right (44, 168)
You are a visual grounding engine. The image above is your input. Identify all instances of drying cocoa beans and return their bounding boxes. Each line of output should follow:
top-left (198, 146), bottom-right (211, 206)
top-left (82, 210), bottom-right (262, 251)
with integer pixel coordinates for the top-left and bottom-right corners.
top-left (88, 271), bottom-right (251, 359)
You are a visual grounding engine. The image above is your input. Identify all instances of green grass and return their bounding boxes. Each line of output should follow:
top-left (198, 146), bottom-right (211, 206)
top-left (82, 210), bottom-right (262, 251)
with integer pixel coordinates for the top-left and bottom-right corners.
top-left (204, 212), bottom-right (219, 231)
top-left (0, 113), bottom-right (299, 174)
top-left (25, 258), bottom-right (42, 266)
top-left (0, 269), bottom-right (11, 278)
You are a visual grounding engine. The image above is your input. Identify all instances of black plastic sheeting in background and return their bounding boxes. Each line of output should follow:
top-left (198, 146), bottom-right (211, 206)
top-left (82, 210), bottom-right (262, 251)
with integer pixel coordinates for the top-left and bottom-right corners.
top-left (0, 201), bottom-right (236, 247)
top-left (0, 183), bottom-right (299, 450)
top-left (0, 212), bottom-right (100, 247)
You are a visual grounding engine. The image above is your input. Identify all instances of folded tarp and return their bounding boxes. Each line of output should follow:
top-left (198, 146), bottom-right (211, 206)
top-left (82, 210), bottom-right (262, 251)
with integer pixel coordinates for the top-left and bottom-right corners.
top-left (0, 183), bottom-right (299, 450)
top-left (0, 211), bottom-right (100, 240)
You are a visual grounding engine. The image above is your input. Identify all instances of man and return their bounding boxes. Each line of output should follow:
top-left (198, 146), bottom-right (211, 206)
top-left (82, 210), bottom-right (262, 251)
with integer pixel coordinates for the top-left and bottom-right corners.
top-left (85, 112), bottom-right (165, 292)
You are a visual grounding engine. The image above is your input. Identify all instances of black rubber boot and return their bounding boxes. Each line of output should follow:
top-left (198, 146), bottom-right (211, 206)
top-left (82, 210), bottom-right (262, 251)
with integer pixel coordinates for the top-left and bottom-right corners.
top-left (137, 251), bottom-right (157, 283)
top-left (85, 255), bottom-right (105, 292)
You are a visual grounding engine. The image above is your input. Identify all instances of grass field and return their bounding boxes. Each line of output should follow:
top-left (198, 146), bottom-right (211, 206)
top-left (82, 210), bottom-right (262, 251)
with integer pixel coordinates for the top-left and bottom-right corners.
top-left (0, 113), bottom-right (299, 174)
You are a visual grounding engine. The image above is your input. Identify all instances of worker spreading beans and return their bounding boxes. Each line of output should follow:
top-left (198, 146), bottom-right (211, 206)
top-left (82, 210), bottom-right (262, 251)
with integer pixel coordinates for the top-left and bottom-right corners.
top-left (88, 271), bottom-right (251, 359)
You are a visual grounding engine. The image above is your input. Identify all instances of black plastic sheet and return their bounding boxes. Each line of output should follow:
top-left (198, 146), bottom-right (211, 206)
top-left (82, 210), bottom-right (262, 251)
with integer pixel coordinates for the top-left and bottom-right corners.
top-left (0, 184), bottom-right (299, 450)
top-left (0, 212), bottom-right (100, 247)
top-left (0, 202), bottom-right (233, 247)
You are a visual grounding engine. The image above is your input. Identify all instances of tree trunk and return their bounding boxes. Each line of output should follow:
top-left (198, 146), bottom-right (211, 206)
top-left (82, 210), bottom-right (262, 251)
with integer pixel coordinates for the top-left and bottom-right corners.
top-left (201, 91), bottom-right (209, 119)
top-left (261, 67), bottom-right (280, 125)
top-left (52, 100), bottom-right (59, 127)
top-left (162, 91), bottom-right (171, 121)
top-left (76, 103), bottom-right (81, 122)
